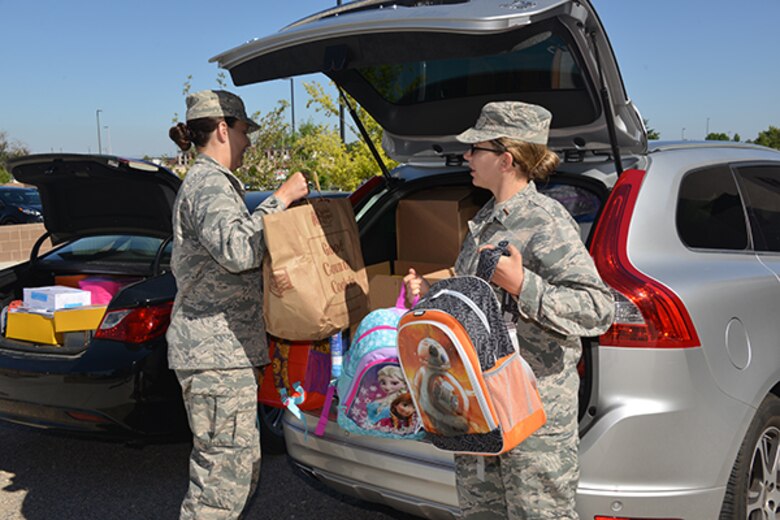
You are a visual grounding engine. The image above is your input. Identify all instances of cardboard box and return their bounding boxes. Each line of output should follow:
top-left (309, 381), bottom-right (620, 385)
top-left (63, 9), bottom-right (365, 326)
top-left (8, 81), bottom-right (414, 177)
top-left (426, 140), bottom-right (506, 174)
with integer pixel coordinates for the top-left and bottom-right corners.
top-left (394, 260), bottom-right (452, 278)
top-left (368, 274), bottom-right (405, 310)
top-left (365, 261), bottom-right (455, 311)
top-left (53, 306), bottom-right (108, 332)
top-left (5, 310), bottom-right (62, 345)
top-left (5, 306), bottom-right (108, 345)
top-left (421, 267), bottom-right (456, 283)
top-left (396, 187), bottom-right (481, 265)
top-left (23, 285), bottom-right (92, 312)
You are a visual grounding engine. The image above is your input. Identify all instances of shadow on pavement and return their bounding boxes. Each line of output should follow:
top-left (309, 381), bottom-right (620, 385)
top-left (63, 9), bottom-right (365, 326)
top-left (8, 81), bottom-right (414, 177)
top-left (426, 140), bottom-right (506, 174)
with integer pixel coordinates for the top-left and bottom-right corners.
top-left (0, 423), bottom-right (417, 519)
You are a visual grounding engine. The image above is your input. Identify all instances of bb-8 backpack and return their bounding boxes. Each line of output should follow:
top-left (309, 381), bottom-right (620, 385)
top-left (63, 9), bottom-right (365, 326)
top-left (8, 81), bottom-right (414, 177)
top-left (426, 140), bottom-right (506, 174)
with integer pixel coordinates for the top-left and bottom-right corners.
top-left (397, 242), bottom-right (546, 455)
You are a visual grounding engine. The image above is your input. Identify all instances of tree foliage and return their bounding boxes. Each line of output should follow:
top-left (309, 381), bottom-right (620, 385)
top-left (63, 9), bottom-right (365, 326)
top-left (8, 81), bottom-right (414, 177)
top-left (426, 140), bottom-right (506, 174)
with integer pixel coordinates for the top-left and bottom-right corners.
top-left (705, 132), bottom-right (730, 141)
top-left (175, 74), bottom-right (395, 191)
top-left (643, 119), bottom-right (660, 140)
top-left (0, 131), bottom-right (30, 184)
top-left (754, 126), bottom-right (780, 150)
top-left (233, 80), bottom-right (396, 191)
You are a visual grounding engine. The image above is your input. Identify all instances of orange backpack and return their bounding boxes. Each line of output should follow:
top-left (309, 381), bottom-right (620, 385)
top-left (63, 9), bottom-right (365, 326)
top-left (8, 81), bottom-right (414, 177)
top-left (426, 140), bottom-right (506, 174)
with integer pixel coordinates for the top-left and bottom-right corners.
top-left (397, 243), bottom-right (545, 455)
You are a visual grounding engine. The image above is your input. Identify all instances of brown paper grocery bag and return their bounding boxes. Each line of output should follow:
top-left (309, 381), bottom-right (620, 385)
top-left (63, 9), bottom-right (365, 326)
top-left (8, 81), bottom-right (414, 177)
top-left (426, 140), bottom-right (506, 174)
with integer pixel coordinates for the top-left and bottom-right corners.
top-left (262, 198), bottom-right (369, 341)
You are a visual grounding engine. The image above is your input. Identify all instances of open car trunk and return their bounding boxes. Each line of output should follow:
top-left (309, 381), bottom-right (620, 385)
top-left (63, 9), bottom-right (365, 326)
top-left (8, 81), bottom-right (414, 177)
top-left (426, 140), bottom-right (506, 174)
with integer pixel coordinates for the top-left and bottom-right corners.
top-left (0, 244), bottom-right (174, 355)
top-left (347, 160), bottom-right (612, 426)
top-left (0, 154), bottom-right (180, 355)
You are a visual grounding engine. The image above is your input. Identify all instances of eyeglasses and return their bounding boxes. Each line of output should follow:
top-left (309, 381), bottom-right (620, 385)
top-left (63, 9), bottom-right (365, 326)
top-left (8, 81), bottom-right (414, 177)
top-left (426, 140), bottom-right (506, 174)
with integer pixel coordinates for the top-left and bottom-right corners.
top-left (468, 144), bottom-right (506, 156)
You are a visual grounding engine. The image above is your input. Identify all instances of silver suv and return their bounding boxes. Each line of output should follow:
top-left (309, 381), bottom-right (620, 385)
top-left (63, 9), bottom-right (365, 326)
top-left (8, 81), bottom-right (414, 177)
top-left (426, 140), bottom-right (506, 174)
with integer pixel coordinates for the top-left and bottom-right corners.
top-left (213, 1), bottom-right (780, 518)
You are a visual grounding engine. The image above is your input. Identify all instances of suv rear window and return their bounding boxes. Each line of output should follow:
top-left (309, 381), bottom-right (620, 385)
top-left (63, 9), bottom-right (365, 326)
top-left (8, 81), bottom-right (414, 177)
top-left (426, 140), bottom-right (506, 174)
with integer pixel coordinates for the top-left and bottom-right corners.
top-left (676, 166), bottom-right (749, 250)
top-left (358, 32), bottom-right (584, 105)
top-left (735, 164), bottom-right (780, 252)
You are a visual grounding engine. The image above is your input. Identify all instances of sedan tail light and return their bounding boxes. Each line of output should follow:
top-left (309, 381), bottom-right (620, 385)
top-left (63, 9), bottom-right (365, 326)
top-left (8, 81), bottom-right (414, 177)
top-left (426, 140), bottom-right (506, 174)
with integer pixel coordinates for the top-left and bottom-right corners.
top-left (95, 301), bottom-right (173, 344)
top-left (589, 169), bottom-right (700, 349)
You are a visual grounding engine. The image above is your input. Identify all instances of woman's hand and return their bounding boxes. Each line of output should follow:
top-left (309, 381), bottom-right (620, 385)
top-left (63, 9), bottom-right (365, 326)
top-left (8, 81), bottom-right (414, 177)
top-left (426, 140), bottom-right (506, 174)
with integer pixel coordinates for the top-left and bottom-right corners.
top-left (274, 171), bottom-right (309, 208)
top-left (479, 243), bottom-right (525, 296)
top-left (403, 268), bottom-right (430, 307)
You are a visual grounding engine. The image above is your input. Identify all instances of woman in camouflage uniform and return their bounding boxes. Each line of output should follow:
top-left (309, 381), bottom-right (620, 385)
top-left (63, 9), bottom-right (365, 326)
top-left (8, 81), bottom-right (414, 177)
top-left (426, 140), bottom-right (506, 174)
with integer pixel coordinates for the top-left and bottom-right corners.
top-left (167, 90), bottom-right (309, 520)
top-left (404, 101), bottom-right (614, 519)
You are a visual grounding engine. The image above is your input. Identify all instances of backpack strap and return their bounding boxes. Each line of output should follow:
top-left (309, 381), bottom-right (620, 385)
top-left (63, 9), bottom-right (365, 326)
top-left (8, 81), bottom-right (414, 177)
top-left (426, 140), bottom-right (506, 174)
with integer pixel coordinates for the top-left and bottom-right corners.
top-left (315, 332), bottom-right (344, 438)
top-left (280, 383), bottom-right (308, 441)
top-left (315, 383), bottom-right (336, 437)
top-left (475, 240), bottom-right (520, 321)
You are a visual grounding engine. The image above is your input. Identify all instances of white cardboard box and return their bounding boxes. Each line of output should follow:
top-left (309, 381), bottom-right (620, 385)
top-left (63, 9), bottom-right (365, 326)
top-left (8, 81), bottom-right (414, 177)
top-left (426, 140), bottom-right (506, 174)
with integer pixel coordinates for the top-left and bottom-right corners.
top-left (23, 285), bottom-right (92, 311)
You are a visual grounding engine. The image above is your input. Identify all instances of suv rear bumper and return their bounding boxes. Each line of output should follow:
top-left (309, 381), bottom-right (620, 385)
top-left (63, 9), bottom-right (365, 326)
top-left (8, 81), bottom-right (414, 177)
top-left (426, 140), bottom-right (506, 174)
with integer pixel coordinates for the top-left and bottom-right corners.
top-left (286, 410), bottom-right (730, 519)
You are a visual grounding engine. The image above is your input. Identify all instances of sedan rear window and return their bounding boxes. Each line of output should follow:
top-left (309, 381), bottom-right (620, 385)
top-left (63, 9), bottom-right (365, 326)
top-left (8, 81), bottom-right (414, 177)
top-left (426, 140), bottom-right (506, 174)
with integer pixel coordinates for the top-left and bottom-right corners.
top-left (43, 235), bottom-right (166, 264)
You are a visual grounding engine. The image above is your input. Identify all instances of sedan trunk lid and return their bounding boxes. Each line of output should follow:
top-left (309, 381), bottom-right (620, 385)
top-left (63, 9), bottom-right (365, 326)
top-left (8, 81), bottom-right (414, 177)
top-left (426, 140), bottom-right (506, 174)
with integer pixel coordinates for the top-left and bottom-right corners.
top-left (9, 154), bottom-right (181, 245)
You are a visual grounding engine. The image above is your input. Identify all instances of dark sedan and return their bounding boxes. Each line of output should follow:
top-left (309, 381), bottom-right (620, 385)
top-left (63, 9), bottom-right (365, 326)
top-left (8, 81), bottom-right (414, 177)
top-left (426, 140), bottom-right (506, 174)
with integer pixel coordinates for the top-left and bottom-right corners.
top-left (0, 186), bottom-right (43, 224)
top-left (0, 154), bottom-right (343, 450)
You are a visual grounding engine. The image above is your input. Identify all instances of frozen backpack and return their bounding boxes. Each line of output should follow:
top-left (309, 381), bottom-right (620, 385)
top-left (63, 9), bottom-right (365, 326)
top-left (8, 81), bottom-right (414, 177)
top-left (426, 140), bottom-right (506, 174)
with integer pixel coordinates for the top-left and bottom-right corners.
top-left (397, 242), bottom-right (546, 455)
top-left (335, 304), bottom-right (425, 440)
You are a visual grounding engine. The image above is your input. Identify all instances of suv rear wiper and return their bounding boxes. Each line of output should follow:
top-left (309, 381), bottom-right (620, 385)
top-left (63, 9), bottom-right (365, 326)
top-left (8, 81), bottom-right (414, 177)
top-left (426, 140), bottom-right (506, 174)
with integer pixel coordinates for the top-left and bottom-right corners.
top-left (338, 87), bottom-right (393, 181)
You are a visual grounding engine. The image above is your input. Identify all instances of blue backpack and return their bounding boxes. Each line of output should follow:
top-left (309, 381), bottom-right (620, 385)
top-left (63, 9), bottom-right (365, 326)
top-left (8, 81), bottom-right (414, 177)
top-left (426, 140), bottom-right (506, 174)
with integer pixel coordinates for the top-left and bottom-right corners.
top-left (335, 307), bottom-right (425, 440)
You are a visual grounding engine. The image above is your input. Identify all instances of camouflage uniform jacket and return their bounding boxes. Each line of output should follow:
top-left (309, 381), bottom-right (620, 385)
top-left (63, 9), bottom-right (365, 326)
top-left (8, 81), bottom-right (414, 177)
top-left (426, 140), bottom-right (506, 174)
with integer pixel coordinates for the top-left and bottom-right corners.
top-left (454, 181), bottom-right (613, 380)
top-left (167, 154), bottom-right (285, 370)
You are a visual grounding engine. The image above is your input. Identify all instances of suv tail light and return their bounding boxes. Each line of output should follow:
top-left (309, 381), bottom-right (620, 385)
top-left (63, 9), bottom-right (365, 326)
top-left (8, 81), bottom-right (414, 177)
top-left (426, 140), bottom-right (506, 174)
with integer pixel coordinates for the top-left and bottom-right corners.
top-left (95, 301), bottom-right (173, 344)
top-left (589, 169), bottom-right (700, 348)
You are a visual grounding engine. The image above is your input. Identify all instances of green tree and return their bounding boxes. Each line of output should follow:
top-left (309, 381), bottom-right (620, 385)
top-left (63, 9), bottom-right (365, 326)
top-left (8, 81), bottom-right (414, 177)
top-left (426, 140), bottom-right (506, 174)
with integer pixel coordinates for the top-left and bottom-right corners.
top-left (300, 81), bottom-right (397, 190)
top-left (754, 126), bottom-right (780, 150)
top-left (0, 131), bottom-right (30, 184)
top-left (643, 119), bottom-right (660, 140)
top-left (235, 101), bottom-right (294, 189)
top-left (175, 75), bottom-right (395, 191)
top-left (705, 132), bottom-right (730, 141)
top-left (732, 133), bottom-right (741, 142)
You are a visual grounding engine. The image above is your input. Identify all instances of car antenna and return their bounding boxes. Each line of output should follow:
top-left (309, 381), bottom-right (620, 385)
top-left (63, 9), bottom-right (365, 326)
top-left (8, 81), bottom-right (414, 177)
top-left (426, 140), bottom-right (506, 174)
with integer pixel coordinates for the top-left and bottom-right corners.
top-left (338, 87), bottom-right (393, 181)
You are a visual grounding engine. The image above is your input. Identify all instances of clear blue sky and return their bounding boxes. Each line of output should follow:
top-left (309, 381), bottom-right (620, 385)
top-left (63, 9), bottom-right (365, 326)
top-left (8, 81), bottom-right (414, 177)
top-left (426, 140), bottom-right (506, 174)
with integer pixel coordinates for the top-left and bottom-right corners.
top-left (1, 0), bottom-right (778, 158)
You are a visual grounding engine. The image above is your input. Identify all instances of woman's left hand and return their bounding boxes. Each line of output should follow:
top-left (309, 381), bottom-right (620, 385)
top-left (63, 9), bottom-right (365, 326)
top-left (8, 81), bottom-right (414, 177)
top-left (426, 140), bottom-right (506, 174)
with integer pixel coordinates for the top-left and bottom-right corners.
top-left (479, 243), bottom-right (525, 296)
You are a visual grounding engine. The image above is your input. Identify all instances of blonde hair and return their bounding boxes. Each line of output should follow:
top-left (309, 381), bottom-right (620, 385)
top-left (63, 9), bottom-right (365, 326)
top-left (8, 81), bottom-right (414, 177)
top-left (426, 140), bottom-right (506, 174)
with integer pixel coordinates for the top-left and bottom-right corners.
top-left (494, 137), bottom-right (560, 182)
top-left (378, 365), bottom-right (404, 381)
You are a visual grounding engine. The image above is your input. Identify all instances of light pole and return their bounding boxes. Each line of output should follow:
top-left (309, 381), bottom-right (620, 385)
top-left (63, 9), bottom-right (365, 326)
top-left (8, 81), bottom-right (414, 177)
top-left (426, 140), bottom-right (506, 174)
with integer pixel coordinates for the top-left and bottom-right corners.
top-left (706, 117), bottom-right (710, 137)
top-left (289, 78), bottom-right (296, 136)
top-left (96, 109), bottom-right (103, 154)
top-left (337, 0), bottom-right (345, 143)
top-left (681, 127), bottom-right (686, 141)
top-left (103, 126), bottom-right (112, 155)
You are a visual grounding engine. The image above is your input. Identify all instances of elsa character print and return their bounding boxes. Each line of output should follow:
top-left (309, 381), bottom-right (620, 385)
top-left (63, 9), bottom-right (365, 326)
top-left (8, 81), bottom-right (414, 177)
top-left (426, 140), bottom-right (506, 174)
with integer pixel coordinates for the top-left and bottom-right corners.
top-left (366, 365), bottom-right (408, 423)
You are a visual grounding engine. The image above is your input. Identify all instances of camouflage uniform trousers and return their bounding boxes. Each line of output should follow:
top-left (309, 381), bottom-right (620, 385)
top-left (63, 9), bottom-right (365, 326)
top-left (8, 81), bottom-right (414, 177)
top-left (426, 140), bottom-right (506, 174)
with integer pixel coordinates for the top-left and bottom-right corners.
top-left (176, 368), bottom-right (261, 520)
top-left (454, 348), bottom-right (580, 519)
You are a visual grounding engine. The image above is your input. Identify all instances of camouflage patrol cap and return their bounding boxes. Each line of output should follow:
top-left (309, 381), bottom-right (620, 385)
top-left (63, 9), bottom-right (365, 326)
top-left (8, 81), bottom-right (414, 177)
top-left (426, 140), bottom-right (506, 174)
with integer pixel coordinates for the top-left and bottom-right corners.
top-left (186, 89), bottom-right (260, 133)
top-left (456, 101), bottom-right (551, 145)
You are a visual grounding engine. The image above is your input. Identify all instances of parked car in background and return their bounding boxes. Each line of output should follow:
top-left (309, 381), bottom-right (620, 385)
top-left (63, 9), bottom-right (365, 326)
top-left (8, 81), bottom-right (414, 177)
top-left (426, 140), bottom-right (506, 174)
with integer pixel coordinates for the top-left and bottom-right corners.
top-left (211, 0), bottom-right (780, 518)
top-left (0, 185), bottom-right (43, 224)
top-left (0, 154), bottom-right (344, 451)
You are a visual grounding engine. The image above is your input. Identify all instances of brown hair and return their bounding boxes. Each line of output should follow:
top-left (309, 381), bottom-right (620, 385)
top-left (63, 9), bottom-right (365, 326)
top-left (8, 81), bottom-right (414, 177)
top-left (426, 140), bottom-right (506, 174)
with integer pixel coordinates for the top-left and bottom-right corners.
top-left (493, 137), bottom-right (560, 182)
top-left (168, 117), bottom-right (239, 151)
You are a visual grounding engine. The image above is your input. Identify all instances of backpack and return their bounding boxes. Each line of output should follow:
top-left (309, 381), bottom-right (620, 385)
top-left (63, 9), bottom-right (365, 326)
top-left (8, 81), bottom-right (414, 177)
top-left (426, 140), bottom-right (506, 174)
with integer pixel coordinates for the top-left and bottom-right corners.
top-left (258, 336), bottom-right (332, 411)
top-left (397, 242), bottom-right (546, 455)
top-left (335, 306), bottom-right (425, 440)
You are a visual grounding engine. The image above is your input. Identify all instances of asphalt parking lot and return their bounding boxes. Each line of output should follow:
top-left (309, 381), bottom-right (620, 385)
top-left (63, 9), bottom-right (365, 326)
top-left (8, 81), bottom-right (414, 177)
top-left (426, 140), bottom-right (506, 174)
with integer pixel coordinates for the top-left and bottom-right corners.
top-left (0, 423), bottom-right (416, 519)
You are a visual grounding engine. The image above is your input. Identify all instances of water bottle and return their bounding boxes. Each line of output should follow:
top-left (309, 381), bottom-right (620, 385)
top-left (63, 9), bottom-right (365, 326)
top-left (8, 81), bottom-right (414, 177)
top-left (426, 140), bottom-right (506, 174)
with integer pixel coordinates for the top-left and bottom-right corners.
top-left (330, 332), bottom-right (343, 379)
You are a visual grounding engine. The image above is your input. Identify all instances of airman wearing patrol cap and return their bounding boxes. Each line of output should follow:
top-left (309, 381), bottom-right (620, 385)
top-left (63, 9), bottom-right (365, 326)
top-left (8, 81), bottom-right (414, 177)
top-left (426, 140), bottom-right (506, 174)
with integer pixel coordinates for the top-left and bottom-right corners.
top-left (404, 101), bottom-right (614, 519)
top-left (167, 90), bottom-right (309, 520)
